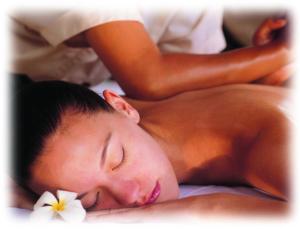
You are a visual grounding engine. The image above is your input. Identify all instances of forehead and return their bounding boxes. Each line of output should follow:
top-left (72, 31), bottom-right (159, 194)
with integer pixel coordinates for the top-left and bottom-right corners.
top-left (58, 110), bottom-right (105, 134)
top-left (45, 111), bottom-right (108, 156)
top-left (56, 109), bottom-right (117, 139)
top-left (29, 111), bottom-right (110, 194)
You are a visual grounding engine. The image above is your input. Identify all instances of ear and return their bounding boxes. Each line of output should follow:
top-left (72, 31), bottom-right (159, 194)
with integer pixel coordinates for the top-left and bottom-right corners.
top-left (103, 90), bottom-right (140, 123)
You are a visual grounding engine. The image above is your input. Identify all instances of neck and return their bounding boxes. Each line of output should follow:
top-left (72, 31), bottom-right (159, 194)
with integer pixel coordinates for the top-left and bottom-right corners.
top-left (123, 96), bottom-right (189, 183)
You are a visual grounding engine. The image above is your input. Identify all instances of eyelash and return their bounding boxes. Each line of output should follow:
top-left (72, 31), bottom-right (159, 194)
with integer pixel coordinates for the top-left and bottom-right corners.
top-left (111, 147), bottom-right (125, 171)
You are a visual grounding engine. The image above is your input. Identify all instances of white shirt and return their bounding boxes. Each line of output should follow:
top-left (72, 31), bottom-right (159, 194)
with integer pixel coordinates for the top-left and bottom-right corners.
top-left (10, 7), bottom-right (225, 86)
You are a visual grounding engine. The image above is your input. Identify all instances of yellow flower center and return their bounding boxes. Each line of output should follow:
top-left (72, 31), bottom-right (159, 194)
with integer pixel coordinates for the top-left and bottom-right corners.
top-left (52, 200), bottom-right (65, 212)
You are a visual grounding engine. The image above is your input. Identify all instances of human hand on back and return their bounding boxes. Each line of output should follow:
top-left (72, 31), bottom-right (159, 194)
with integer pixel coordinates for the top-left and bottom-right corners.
top-left (253, 18), bottom-right (290, 47)
top-left (252, 17), bottom-right (293, 86)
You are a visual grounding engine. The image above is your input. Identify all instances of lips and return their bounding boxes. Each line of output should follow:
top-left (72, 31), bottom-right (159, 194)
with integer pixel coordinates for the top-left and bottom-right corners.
top-left (145, 181), bottom-right (161, 205)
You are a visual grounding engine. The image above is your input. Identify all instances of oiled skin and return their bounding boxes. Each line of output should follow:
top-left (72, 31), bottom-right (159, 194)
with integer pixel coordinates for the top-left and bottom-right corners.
top-left (127, 84), bottom-right (290, 200)
top-left (83, 21), bottom-right (290, 100)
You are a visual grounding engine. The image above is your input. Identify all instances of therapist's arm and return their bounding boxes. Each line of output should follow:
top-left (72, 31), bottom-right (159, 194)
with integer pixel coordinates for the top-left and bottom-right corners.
top-left (83, 21), bottom-right (290, 100)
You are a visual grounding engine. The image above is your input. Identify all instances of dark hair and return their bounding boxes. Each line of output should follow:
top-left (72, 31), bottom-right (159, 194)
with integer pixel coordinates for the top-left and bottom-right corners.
top-left (11, 76), bottom-right (113, 188)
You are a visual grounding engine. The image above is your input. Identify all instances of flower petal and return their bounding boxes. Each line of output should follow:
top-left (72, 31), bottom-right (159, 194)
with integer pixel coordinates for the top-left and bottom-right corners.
top-left (57, 190), bottom-right (77, 203)
top-left (30, 206), bottom-right (55, 221)
top-left (58, 200), bottom-right (86, 222)
top-left (33, 191), bottom-right (57, 210)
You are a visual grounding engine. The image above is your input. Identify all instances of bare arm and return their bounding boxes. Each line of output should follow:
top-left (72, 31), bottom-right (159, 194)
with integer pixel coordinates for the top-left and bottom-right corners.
top-left (86, 193), bottom-right (288, 223)
top-left (242, 109), bottom-right (290, 200)
top-left (83, 21), bottom-right (290, 100)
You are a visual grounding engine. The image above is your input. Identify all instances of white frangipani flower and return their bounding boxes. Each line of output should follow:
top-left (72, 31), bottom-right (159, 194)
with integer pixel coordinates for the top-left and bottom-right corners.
top-left (30, 190), bottom-right (86, 222)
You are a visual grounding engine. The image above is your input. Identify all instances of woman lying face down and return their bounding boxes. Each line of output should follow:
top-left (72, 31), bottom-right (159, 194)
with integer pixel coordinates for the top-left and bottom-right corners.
top-left (13, 80), bottom-right (290, 215)
top-left (13, 81), bottom-right (179, 211)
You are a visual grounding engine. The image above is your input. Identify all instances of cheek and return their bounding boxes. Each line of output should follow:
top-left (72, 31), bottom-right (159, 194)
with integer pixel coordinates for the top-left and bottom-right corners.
top-left (49, 165), bottom-right (100, 197)
top-left (60, 163), bottom-right (96, 186)
top-left (119, 122), bottom-right (178, 191)
top-left (93, 189), bottom-right (123, 210)
top-left (127, 145), bottom-right (170, 180)
top-left (124, 132), bottom-right (170, 174)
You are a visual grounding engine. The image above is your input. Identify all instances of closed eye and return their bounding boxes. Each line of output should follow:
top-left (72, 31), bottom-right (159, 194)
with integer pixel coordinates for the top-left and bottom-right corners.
top-left (111, 147), bottom-right (125, 171)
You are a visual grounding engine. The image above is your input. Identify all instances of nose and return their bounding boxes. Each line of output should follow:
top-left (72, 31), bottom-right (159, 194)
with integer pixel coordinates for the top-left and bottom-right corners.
top-left (109, 179), bottom-right (141, 206)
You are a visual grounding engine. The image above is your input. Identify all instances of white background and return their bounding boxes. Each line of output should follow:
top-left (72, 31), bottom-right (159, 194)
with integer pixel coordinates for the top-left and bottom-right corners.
top-left (1, 0), bottom-right (299, 228)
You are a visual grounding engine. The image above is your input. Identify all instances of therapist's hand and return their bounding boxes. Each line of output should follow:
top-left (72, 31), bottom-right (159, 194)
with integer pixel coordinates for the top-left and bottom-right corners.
top-left (253, 63), bottom-right (294, 86)
top-left (253, 18), bottom-right (288, 46)
top-left (252, 18), bottom-right (292, 86)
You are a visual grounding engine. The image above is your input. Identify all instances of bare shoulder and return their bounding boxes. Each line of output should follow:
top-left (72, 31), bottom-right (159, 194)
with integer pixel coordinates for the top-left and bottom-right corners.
top-left (204, 84), bottom-right (290, 103)
top-left (198, 84), bottom-right (292, 124)
top-left (167, 84), bottom-right (290, 112)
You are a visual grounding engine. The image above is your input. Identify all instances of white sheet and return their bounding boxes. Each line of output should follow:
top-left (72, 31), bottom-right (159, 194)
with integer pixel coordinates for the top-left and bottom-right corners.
top-left (9, 184), bottom-right (275, 219)
top-left (90, 79), bottom-right (125, 97)
top-left (179, 185), bottom-right (274, 199)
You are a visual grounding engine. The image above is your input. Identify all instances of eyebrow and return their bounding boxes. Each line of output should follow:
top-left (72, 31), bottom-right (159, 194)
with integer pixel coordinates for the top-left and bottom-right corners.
top-left (78, 132), bottom-right (112, 200)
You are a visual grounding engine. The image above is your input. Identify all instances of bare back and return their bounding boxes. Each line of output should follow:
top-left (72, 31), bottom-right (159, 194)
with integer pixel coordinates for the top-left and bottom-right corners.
top-left (126, 84), bottom-right (291, 196)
